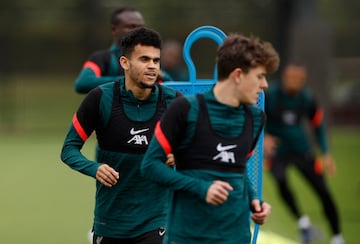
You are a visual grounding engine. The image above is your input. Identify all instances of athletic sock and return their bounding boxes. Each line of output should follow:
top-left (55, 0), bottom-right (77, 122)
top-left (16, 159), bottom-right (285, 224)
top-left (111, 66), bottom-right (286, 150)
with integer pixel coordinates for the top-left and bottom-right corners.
top-left (298, 215), bottom-right (311, 229)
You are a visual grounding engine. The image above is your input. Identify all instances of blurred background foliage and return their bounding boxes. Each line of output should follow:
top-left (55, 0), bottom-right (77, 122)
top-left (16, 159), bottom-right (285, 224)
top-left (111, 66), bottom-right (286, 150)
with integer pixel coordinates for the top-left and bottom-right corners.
top-left (1, 0), bottom-right (359, 73)
top-left (0, 0), bottom-right (359, 129)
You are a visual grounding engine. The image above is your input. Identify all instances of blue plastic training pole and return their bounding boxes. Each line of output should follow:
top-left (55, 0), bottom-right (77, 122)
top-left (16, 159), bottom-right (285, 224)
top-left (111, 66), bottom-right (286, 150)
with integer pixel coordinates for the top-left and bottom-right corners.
top-left (163, 26), bottom-right (264, 244)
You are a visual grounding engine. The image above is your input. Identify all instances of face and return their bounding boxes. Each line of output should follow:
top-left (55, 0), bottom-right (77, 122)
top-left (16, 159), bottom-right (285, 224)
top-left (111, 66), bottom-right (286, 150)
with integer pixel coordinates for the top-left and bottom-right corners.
top-left (120, 44), bottom-right (160, 89)
top-left (112, 11), bottom-right (145, 45)
top-left (282, 65), bottom-right (306, 94)
top-left (238, 66), bottom-right (268, 104)
top-left (161, 42), bottom-right (182, 69)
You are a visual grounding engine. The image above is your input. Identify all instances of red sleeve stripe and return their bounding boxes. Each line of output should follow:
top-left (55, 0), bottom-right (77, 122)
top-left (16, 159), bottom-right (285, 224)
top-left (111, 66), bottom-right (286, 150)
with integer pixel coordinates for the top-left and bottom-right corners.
top-left (154, 121), bottom-right (172, 155)
top-left (314, 158), bottom-right (323, 175)
top-left (83, 61), bottom-right (101, 77)
top-left (72, 113), bottom-right (88, 141)
top-left (311, 108), bottom-right (323, 127)
top-left (247, 150), bottom-right (254, 158)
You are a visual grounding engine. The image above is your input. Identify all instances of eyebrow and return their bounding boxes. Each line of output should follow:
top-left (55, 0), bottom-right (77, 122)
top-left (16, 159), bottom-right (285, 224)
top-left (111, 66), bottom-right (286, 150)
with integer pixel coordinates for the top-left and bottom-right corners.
top-left (139, 55), bottom-right (160, 60)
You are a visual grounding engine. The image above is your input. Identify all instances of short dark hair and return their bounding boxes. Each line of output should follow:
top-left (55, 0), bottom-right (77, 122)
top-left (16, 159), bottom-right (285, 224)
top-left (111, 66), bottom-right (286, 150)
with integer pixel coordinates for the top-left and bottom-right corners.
top-left (121, 27), bottom-right (162, 57)
top-left (110, 7), bottom-right (140, 25)
top-left (216, 34), bottom-right (280, 80)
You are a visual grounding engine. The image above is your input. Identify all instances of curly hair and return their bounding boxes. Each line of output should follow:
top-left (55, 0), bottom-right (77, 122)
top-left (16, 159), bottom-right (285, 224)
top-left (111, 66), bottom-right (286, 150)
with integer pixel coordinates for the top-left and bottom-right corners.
top-left (120, 27), bottom-right (162, 57)
top-left (216, 34), bottom-right (280, 80)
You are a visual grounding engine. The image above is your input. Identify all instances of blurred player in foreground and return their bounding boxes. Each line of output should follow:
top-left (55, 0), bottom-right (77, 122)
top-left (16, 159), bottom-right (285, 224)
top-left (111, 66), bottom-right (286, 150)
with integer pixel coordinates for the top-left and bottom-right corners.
top-left (141, 33), bottom-right (280, 243)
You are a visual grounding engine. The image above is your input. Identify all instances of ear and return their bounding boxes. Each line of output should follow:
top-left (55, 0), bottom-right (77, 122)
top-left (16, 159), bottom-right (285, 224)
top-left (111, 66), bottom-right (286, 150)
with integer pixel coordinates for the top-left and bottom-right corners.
top-left (119, 56), bottom-right (129, 70)
top-left (231, 68), bottom-right (243, 83)
top-left (111, 24), bottom-right (117, 35)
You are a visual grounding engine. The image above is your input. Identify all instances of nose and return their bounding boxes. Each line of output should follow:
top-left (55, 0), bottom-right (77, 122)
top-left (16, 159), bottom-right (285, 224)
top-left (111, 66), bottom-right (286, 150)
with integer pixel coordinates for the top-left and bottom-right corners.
top-left (147, 60), bottom-right (157, 69)
top-left (261, 78), bottom-right (269, 89)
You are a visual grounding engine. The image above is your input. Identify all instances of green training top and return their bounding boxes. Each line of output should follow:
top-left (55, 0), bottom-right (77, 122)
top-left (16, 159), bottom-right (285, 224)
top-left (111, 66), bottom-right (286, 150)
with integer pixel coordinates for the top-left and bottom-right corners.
top-left (61, 78), bottom-right (179, 238)
top-left (265, 82), bottom-right (329, 156)
top-left (141, 88), bottom-right (265, 244)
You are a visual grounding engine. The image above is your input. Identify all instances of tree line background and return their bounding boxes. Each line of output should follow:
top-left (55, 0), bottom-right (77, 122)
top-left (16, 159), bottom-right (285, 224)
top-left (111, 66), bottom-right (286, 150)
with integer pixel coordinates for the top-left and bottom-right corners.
top-left (0, 0), bottom-right (359, 125)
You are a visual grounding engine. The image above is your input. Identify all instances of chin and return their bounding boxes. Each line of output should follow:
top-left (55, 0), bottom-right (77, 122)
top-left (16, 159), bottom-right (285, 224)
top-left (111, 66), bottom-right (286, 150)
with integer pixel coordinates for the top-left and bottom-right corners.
top-left (249, 98), bottom-right (257, 105)
top-left (139, 81), bottom-right (156, 89)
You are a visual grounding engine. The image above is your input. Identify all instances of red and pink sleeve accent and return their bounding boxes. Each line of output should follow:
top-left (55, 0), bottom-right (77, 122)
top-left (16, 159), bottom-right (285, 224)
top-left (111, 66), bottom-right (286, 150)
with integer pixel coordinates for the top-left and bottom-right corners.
top-left (311, 108), bottom-right (323, 127)
top-left (247, 150), bottom-right (254, 158)
top-left (83, 61), bottom-right (101, 77)
top-left (72, 113), bottom-right (88, 141)
top-left (154, 122), bottom-right (172, 155)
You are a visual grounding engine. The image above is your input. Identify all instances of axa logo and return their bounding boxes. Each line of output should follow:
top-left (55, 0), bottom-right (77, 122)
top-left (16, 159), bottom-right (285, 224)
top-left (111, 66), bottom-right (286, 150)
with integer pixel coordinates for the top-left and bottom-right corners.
top-left (127, 127), bottom-right (150, 145)
top-left (212, 143), bottom-right (237, 163)
top-left (281, 110), bottom-right (298, 125)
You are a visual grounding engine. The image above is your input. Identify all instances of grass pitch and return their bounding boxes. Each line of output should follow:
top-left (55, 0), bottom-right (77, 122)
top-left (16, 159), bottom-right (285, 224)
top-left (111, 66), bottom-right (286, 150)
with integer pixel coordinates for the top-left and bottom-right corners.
top-left (0, 75), bottom-right (359, 243)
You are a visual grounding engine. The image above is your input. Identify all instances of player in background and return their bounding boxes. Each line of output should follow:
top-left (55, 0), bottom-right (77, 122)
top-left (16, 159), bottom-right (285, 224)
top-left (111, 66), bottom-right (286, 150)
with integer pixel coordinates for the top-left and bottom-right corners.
top-left (160, 39), bottom-right (189, 81)
top-left (264, 64), bottom-right (345, 244)
top-left (74, 7), bottom-right (172, 94)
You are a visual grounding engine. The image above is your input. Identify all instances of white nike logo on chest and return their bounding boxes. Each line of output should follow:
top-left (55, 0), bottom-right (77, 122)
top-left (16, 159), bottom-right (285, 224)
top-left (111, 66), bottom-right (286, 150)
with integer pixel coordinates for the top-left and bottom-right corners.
top-left (216, 143), bottom-right (237, 151)
top-left (130, 128), bottom-right (150, 135)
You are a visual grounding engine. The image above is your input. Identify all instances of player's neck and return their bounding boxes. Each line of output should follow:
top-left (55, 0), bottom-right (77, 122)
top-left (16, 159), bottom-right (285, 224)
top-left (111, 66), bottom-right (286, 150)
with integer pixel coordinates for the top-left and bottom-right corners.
top-left (125, 80), bottom-right (152, 100)
top-left (213, 81), bottom-right (240, 107)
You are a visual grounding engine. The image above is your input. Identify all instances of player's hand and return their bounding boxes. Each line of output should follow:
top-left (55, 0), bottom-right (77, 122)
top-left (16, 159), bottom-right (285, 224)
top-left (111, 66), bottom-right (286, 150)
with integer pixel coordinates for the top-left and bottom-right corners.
top-left (165, 153), bottom-right (175, 166)
top-left (323, 153), bottom-right (336, 176)
top-left (206, 180), bottom-right (233, 205)
top-left (264, 134), bottom-right (279, 158)
top-left (251, 200), bottom-right (271, 225)
top-left (96, 164), bottom-right (120, 187)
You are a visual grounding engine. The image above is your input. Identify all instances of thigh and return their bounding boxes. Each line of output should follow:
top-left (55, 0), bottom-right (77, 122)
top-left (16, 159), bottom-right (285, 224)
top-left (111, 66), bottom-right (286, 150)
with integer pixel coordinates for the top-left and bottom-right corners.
top-left (269, 155), bottom-right (290, 181)
top-left (135, 228), bottom-right (165, 244)
top-left (294, 155), bottom-right (327, 190)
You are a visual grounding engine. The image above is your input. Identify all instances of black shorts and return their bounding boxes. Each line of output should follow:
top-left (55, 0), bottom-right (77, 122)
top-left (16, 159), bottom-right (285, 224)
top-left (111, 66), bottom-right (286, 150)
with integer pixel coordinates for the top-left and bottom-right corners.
top-left (93, 228), bottom-right (165, 244)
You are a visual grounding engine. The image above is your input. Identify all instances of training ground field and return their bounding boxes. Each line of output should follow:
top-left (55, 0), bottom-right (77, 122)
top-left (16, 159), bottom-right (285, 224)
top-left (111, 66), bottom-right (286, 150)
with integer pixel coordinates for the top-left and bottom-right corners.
top-left (0, 76), bottom-right (359, 243)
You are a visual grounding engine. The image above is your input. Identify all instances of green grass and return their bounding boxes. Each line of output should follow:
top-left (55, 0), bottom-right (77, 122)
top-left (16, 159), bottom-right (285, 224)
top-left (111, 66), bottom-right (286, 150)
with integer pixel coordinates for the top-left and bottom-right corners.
top-left (0, 132), bottom-right (96, 243)
top-left (0, 75), bottom-right (359, 243)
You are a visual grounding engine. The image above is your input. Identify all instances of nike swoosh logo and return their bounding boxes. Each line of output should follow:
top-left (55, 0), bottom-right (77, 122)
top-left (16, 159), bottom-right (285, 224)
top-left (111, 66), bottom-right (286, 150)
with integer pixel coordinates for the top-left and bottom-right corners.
top-left (130, 128), bottom-right (150, 135)
top-left (159, 228), bottom-right (166, 236)
top-left (216, 143), bottom-right (237, 151)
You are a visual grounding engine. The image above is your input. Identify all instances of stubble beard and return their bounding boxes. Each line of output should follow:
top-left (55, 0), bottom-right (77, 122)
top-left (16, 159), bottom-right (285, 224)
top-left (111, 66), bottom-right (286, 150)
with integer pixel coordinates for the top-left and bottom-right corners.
top-left (138, 80), bottom-right (156, 89)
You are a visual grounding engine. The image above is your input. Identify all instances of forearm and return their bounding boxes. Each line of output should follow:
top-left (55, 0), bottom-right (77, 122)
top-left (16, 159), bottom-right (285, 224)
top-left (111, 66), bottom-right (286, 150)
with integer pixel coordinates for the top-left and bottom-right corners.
top-left (60, 127), bottom-right (100, 177)
top-left (314, 123), bottom-right (329, 153)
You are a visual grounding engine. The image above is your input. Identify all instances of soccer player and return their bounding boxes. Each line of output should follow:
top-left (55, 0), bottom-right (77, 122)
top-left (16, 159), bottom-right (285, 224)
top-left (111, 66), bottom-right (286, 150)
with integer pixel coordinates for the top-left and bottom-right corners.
top-left (160, 39), bottom-right (189, 81)
top-left (74, 7), bottom-right (144, 94)
top-left (61, 27), bottom-right (180, 244)
top-left (264, 64), bottom-right (345, 244)
top-left (140, 33), bottom-right (280, 243)
top-left (74, 7), bottom-right (173, 94)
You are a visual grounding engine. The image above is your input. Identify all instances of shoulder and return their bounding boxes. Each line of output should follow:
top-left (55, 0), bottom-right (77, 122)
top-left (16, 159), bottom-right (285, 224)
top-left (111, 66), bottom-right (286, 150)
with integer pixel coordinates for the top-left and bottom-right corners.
top-left (98, 80), bottom-right (117, 92)
top-left (169, 95), bottom-right (192, 109)
top-left (301, 87), bottom-right (319, 109)
top-left (163, 95), bottom-right (195, 118)
top-left (96, 81), bottom-right (117, 105)
top-left (265, 82), bottom-right (280, 96)
top-left (159, 84), bottom-right (183, 99)
top-left (302, 87), bottom-right (315, 100)
top-left (247, 104), bottom-right (265, 120)
top-left (88, 49), bottom-right (111, 60)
